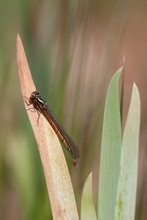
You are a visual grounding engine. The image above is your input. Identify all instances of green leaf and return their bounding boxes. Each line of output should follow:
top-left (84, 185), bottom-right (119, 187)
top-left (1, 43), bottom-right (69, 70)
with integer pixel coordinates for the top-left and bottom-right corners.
top-left (81, 173), bottom-right (97, 220)
top-left (98, 68), bottom-right (122, 220)
top-left (114, 84), bottom-right (140, 220)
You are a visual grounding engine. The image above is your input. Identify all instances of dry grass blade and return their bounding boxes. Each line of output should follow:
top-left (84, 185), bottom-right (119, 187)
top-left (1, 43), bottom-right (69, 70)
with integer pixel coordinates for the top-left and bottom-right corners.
top-left (16, 34), bottom-right (79, 220)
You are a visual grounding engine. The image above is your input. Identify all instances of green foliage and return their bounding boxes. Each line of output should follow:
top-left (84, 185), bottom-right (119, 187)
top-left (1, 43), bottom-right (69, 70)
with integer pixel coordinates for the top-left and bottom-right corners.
top-left (114, 84), bottom-right (140, 220)
top-left (81, 69), bottom-right (140, 220)
top-left (98, 68), bottom-right (122, 220)
top-left (81, 173), bottom-right (97, 220)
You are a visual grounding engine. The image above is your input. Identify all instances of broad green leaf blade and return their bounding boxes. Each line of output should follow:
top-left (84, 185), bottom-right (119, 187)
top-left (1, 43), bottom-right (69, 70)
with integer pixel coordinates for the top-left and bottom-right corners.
top-left (98, 68), bottom-right (122, 220)
top-left (81, 173), bottom-right (97, 220)
top-left (114, 84), bottom-right (140, 220)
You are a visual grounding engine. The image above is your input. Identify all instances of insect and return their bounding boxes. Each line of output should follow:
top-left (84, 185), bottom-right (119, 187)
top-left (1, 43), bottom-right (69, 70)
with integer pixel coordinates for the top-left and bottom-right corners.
top-left (25, 91), bottom-right (80, 167)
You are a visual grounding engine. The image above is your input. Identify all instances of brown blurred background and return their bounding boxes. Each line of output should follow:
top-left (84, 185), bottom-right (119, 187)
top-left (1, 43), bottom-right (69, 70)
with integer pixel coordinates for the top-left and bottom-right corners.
top-left (0, 0), bottom-right (147, 219)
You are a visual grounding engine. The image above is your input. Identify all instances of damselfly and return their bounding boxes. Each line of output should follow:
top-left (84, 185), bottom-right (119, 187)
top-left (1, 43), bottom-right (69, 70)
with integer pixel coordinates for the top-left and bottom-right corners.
top-left (25, 91), bottom-right (80, 167)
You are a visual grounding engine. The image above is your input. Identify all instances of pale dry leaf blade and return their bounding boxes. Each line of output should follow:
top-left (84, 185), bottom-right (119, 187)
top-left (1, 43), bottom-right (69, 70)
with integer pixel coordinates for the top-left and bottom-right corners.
top-left (16, 34), bottom-right (79, 220)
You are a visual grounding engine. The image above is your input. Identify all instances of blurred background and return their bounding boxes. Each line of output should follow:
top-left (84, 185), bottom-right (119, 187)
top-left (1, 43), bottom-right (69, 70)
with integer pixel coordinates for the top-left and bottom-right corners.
top-left (0, 0), bottom-right (147, 219)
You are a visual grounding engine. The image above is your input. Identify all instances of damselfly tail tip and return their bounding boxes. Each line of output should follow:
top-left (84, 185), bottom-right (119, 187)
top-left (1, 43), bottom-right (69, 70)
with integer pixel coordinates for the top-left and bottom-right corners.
top-left (73, 160), bottom-right (78, 167)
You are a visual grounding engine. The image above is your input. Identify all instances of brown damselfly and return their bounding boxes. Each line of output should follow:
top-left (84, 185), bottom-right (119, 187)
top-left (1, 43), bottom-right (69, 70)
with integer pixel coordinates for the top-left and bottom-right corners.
top-left (25, 91), bottom-right (80, 167)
